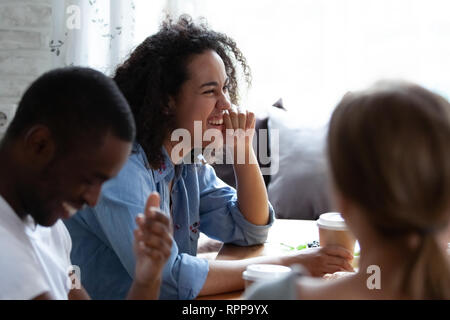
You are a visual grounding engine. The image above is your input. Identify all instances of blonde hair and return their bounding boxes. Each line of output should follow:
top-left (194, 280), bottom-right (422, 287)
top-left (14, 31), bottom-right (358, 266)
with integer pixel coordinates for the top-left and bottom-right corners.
top-left (328, 81), bottom-right (450, 299)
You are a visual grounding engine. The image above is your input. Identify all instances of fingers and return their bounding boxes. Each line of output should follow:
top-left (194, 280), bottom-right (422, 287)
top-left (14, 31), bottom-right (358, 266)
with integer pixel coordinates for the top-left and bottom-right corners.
top-left (321, 245), bottom-right (354, 261)
top-left (135, 196), bottom-right (173, 257)
top-left (142, 191), bottom-right (174, 235)
top-left (322, 246), bottom-right (354, 271)
top-left (222, 107), bottom-right (255, 158)
top-left (136, 210), bottom-right (172, 237)
top-left (134, 228), bottom-right (172, 256)
top-left (224, 108), bottom-right (255, 131)
top-left (322, 255), bottom-right (354, 272)
top-left (141, 244), bottom-right (171, 262)
top-left (229, 109), bottom-right (239, 129)
top-left (246, 111), bottom-right (256, 130)
top-left (223, 111), bottom-right (233, 130)
top-left (321, 264), bottom-right (346, 275)
top-left (144, 192), bottom-right (160, 219)
top-left (134, 229), bottom-right (172, 262)
top-left (134, 212), bottom-right (173, 260)
top-left (295, 246), bottom-right (354, 277)
top-left (136, 212), bottom-right (172, 238)
top-left (319, 246), bottom-right (354, 273)
top-left (238, 111), bottom-right (246, 130)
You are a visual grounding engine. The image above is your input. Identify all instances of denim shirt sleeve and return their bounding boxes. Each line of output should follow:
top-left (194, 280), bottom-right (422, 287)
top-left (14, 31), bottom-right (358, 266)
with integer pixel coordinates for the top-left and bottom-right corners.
top-left (161, 244), bottom-right (209, 300)
top-left (92, 151), bottom-right (209, 300)
top-left (197, 164), bottom-right (275, 245)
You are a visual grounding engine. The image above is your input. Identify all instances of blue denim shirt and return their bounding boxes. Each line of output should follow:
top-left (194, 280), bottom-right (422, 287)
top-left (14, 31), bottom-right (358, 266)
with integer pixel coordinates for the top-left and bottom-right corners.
top-left (64, 143), bottom-right (274, 300)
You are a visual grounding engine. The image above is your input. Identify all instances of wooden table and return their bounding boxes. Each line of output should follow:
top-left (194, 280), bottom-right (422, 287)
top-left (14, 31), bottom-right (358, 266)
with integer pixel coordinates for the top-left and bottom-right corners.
top-left (197, 219), bottom-right (319, 300)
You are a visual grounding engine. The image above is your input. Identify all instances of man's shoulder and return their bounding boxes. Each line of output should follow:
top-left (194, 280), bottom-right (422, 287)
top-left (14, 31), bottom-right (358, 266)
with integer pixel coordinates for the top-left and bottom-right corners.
top-left (0, 216), bottom-right (30, 253)
top-left (0, 222), bottom-right (39, 274)
top-left (0, 225), bottom-right (51, 299)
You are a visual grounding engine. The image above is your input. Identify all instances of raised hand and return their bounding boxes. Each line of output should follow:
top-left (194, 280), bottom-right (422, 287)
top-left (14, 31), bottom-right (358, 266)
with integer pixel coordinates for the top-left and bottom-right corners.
top-left (223, 104), bottom-right (256, 165)
top-left (132, 192), bottom-right (173, 296)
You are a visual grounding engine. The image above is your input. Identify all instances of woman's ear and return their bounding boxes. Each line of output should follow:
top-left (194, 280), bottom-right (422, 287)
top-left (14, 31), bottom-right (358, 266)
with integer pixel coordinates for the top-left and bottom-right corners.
top-left (166, 96), bottom-right (176, 115)
top-left (168, 96), bottom-right (176, 109)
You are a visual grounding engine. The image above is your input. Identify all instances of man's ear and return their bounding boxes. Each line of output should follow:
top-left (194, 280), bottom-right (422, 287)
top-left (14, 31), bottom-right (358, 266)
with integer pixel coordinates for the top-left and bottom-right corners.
top-left (23, 125), bottom-right (56, 166)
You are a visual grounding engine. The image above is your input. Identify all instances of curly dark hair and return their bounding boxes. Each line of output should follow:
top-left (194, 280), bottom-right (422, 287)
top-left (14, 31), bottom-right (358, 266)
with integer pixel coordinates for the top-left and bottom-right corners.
top-left (113, 14), bottom-right (251, 169)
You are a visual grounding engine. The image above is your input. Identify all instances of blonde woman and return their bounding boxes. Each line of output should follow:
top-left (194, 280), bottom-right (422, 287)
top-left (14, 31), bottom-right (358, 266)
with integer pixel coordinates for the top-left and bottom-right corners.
top-left (246, 81), bottom-right (450, 299)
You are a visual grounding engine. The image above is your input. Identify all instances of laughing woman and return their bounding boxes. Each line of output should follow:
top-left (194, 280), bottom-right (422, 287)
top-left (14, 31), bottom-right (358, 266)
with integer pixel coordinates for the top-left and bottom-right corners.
top-left (65, 15), bottom-right (353, 300)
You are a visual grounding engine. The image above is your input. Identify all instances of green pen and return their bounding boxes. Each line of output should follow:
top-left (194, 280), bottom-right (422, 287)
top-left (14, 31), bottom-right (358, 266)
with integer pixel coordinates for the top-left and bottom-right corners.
top-left (280, 243), bottom-right (295, 250)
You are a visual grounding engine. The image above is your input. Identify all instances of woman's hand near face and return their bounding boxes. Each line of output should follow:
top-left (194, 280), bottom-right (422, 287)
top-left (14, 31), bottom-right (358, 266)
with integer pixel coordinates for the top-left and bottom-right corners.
top-left (222, 105), bottom-right (256, 165)
top-left (127, 192), bottom-right (173, 299)
top-left (222, 104), bottom-right (269, 226)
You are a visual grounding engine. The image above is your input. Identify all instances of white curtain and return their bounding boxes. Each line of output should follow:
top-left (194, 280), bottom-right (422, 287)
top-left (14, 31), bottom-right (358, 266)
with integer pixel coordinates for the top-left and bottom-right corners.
top-left (50, 0), bottom-right (167, 76)
top-left (50, 0), bottom-right (450, 127)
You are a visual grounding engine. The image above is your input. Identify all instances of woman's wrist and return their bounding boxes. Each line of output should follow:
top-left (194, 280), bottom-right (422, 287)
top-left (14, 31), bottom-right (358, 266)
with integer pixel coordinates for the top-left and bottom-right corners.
top-left (232, 144), bottom-right (257, 168)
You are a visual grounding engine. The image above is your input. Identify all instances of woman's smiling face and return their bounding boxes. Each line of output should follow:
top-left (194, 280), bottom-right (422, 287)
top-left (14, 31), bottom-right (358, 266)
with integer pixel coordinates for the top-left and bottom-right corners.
top-left (171, 50), bottom-right (232, 148)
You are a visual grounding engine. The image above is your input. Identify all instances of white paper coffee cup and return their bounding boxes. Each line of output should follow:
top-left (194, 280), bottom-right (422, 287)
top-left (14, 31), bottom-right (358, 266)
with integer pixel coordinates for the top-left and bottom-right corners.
top-left (242, 264), bottom-right (291, 288)
top-left (317, 212), bottom-right (356, 254)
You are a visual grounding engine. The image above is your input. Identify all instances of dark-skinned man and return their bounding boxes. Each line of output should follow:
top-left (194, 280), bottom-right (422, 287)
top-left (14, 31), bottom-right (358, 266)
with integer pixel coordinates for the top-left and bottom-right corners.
top-left (0, 67), bottom-right (173, 300)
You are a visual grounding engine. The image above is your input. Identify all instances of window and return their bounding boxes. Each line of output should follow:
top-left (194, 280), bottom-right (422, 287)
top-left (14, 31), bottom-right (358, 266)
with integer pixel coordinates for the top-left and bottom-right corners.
top-left (127, 0), bottom-right (450, 126)
top-left (148, 0), bottom-right (450, 126)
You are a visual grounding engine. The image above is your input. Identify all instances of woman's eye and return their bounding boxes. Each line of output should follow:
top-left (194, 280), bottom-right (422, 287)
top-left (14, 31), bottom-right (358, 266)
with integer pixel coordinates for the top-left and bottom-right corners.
top-left (202, 85), bottom-right (229, 95)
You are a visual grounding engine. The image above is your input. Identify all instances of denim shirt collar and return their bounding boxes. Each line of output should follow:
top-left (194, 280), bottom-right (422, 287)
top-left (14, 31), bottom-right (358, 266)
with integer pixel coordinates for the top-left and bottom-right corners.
top-left (155, 146), bottom-right (175, 183)
top-left (133, 142), bottom-right (186, 184)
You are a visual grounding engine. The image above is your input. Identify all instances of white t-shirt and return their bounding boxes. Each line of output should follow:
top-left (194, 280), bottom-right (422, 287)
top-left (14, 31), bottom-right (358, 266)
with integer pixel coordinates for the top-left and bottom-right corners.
top-left (0, 195), bottom-right (72, 300)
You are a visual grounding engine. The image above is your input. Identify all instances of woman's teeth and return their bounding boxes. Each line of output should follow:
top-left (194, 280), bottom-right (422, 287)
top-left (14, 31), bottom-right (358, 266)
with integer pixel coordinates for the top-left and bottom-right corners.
top-left (208, 119), bottom-right (223, 126)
